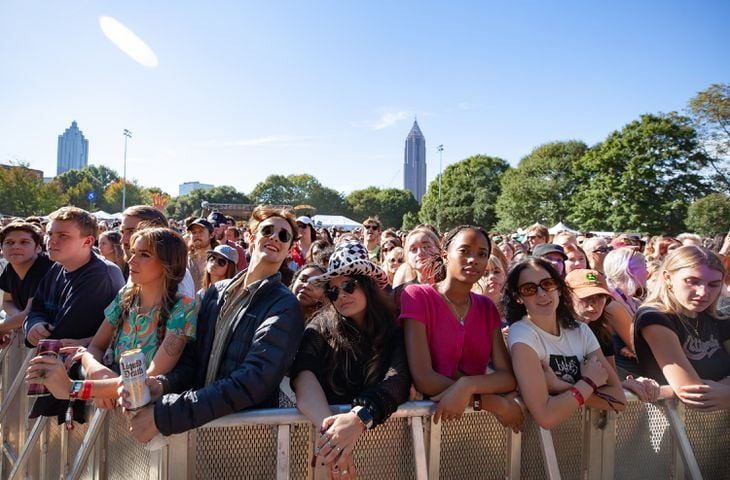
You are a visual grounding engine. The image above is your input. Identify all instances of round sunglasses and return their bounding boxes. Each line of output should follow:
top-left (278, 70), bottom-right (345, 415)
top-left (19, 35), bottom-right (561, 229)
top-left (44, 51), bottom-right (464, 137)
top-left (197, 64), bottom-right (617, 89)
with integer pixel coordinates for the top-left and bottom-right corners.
top-left (259, 224), bottom-right (293, 243)
top-left (207, 256), bottom-right (229, 268)
top-left (517, 278), bottom-right (559, 297)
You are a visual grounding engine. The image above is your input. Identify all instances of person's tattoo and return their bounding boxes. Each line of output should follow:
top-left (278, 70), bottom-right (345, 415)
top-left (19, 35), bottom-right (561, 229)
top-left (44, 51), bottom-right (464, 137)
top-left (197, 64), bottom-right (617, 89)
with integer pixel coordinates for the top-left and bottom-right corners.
top-left (163, 335), bottom-right (186, 356)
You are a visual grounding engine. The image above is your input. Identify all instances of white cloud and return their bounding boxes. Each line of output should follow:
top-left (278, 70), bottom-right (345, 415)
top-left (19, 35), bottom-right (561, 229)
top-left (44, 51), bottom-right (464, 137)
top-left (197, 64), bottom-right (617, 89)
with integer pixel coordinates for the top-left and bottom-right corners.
top-left (457, 101), bottom-right (476, 111)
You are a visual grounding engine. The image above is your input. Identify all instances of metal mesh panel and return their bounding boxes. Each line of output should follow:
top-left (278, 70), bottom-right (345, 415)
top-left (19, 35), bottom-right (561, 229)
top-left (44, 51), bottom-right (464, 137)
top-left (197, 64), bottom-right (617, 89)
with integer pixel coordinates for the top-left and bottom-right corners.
top-left (519, 409), bottom-right (584, 480)
top-left (290, 423), bottom-right (312, 480)
top-left (196, 425), bottom-right (278, 479)
top-left (106, 408), bottom-right (153, 480)
top-left (683, 408), bottom-right (730, 480)
top-left (45, 421), bottom-right (63, 480)
top-left (438, 412), bottom-right (507, 479)
top-left (614, 401), bottom-right (673, 479)
top-left (351, 416), bottom-right (416, 479)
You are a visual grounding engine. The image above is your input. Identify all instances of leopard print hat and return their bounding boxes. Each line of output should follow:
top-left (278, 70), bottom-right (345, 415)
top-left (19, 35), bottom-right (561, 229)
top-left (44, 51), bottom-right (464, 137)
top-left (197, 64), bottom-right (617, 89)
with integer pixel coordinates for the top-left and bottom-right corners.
top-left (308, 240), bottom-right (388, 289)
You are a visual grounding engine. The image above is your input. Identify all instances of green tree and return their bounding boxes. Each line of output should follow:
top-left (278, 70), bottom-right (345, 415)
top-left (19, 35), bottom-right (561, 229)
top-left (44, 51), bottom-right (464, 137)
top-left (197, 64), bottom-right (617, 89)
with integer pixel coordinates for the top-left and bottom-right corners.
top-left (570, 113), bottom-right (713, 235)
top-left (685, 193), bottom-right (730, 236)
top-left (495, 141), bottom-right (587, 232)
top-left (165, 186), bottom-right (250, 219)
top-left (0, 164), bottom-right (65, 216)
top-left (402, 211), bottom-right (420, 231)
top-left (250, 174), bottom-right (347, 213)
top-left (345, 187), bottom-right (419, 229)
top-left (419, 155), bottom-right (510, 231)
top-left (65, 178), bottom-right (99, 210)
top-left (688, 83), bottom-right (730, 189)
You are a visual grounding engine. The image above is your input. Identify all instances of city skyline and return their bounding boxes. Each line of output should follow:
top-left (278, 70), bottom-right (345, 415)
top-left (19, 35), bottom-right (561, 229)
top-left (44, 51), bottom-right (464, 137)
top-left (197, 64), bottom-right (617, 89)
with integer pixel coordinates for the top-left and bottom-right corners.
top-left (1, 2), bottom-right (728, 197)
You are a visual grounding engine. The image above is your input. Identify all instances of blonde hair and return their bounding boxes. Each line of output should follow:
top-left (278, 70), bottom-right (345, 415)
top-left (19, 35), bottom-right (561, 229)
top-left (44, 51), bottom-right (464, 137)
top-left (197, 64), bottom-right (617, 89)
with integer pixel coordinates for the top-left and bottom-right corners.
top-left (604, 248), bottom-right (645, 297)
top-left (644, 246), bottom-right (726, 318)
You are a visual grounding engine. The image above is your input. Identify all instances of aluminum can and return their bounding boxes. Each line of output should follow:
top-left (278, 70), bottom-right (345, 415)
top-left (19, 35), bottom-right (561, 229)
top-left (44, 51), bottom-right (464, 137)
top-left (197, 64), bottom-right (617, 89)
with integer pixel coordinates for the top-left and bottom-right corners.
top-left (119, 348), bottom-right (151, 410)
top-left (28, 338), bottom-right (62, 397)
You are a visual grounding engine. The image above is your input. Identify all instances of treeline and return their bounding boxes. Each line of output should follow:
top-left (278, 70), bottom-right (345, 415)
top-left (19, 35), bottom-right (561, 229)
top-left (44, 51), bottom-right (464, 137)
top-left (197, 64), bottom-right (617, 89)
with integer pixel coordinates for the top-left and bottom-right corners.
top-left (2, 84), bottom-right (728, 235)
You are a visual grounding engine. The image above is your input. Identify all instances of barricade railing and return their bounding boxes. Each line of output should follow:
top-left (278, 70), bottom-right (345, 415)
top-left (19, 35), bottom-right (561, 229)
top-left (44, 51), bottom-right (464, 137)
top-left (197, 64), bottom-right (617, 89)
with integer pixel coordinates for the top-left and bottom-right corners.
top-left (2, 339), bottom-right (729, 479)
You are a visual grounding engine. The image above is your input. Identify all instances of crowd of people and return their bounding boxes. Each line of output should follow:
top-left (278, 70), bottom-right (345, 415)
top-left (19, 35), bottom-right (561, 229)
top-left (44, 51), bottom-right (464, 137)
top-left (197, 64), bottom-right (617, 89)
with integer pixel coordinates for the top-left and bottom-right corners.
top-left (1, 209), bottom-right (729, 479)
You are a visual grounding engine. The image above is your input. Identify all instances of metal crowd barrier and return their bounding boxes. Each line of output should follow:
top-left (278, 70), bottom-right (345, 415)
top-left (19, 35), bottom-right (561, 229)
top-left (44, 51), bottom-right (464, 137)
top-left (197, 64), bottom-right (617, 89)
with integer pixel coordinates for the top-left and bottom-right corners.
top-left (1, 338), bottom-right (729, 479)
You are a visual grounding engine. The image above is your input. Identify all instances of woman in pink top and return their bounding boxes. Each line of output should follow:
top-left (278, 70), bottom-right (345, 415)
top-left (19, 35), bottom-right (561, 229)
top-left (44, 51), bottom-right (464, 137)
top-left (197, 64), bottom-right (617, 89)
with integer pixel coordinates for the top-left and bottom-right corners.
top-left (400, 225), bottom-right (522, 431)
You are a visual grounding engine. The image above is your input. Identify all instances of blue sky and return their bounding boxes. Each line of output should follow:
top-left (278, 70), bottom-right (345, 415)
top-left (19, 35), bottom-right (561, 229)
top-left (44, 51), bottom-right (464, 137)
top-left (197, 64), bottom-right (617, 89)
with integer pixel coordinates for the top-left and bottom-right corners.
top-left (1, 1), bottom-right (728, 197)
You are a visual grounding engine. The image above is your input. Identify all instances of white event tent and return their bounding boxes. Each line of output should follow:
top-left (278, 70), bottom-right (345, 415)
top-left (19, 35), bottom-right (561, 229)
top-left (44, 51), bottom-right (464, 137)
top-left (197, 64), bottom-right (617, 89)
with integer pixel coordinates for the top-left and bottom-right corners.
top-left (312, 215), bottom-right (361, 231)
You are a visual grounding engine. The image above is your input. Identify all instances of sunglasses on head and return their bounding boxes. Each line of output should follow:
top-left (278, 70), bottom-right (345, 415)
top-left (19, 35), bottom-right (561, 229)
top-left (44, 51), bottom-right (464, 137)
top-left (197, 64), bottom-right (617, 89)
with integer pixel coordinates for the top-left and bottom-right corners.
top-left (325, 279), bottom-right (358, 302)
top-left (517, 278), bottom-right (559, 297)
top-left (259, 224), bottom-right (293, 243)
top-left (207, 256), bottom-right (229, 268)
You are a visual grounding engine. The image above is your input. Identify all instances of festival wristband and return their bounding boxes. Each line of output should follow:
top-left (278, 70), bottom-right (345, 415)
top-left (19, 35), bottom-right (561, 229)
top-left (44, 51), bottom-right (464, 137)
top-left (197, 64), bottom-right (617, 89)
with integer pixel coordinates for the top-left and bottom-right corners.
top-left (580, 376), bottom-right (598, 393)
top-left (80, 380), bottom-right (92, 401)
top-left (569, 387), bottom-right (585, 406)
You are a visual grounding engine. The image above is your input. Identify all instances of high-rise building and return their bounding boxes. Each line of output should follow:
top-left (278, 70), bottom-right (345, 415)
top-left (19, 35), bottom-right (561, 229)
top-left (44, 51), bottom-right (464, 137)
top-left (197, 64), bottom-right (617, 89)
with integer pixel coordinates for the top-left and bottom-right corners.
top-left (179, 181), bottom-right (215, 196)
top-left (56, 121), bottom-right (89, 175)
top-left (404, 119), bottom-right (427, 203)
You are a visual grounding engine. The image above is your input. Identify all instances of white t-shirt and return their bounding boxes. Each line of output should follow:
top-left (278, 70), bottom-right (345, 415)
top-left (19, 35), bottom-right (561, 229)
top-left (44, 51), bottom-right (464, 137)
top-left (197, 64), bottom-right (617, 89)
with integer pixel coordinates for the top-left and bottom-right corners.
top-left (508, 318), bottom-right (600, 384)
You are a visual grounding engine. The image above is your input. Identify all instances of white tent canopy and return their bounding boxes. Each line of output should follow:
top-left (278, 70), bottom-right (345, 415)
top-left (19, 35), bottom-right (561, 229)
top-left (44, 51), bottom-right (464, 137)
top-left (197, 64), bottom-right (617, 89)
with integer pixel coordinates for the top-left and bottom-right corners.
top-left (548, 221), bottom-right (580, 234)
top-left (92, 210), bottom-right (123, 221)
top-left (312, 215), bottom-right (361, 231)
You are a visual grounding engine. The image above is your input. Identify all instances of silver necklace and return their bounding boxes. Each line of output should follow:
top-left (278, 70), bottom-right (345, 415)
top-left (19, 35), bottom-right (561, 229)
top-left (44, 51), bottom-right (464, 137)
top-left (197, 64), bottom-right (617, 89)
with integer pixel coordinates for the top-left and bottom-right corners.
top-left (441, 291), bottom-right (472, 324)
top-left (680, 314), bottom-right (700, 337)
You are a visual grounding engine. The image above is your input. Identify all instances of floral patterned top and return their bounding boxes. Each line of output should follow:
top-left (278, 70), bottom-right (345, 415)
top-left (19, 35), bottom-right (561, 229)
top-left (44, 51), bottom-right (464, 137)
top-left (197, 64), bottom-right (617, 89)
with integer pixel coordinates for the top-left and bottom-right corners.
top-left (103, 286), bottom-right (198, 367)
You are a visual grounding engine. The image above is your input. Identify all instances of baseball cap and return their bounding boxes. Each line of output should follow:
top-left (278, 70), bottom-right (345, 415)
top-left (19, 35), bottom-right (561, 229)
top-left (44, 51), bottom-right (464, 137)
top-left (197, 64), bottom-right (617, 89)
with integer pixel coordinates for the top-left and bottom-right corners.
top-left (207, 211), bottom-right (227, 227)
top-left (207, 244), bottom-right (239, 265)
top-left (189, 218), bottom-right (214, 233)
top-left (565, 269), bottom-right (611, 298)
top-left (532, 244), bottom-right (567, 260)
top-left (296, 216), bottom-right (312, 226)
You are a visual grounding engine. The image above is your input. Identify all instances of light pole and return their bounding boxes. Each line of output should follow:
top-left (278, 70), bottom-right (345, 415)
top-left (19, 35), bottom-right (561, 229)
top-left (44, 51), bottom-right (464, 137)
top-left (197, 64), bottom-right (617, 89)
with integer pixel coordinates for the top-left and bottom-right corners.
top-left (122, 129), bottom-right (132, 210)
top-left (437, 144), bottom-right (444, 231)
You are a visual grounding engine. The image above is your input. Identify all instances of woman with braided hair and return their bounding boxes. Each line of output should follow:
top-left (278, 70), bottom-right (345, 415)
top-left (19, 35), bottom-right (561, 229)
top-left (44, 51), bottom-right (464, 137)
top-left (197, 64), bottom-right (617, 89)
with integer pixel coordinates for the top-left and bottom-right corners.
top-left (26, 227), bottom-right (198, 408)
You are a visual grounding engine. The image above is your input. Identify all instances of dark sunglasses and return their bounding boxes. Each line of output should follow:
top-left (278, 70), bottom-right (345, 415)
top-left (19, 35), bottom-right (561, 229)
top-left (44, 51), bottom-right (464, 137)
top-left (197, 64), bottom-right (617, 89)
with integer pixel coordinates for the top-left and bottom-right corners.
top-left (389, 257), bottom-right (404, 264)
top-left (364, 225), bottom-right (379, 231)
top-left (325, 279), bottom-right (358, 302)
top-left (259, 224), bottom-right (293, 243)
top-left (593, 246), bottom-right (612, 254)
top-left (517, 278), bottom-right (560, 297)
top-left (207, 256), bottom-right (228, 268)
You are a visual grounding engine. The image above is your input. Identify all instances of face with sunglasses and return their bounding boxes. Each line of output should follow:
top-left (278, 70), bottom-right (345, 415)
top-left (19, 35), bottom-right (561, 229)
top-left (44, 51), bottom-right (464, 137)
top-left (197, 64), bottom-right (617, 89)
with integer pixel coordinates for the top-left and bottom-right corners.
top-left (325, 276), bottom-right (367, 324)
top-left (516, 265), bottom-right (561, 318)
top-left (253, 218), bottom-right (294, 264)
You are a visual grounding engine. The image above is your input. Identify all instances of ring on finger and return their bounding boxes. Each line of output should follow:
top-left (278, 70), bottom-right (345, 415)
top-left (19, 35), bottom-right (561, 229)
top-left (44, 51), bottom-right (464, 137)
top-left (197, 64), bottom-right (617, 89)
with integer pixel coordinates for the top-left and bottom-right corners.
top-left (327, 440), bottom-right (334, 448)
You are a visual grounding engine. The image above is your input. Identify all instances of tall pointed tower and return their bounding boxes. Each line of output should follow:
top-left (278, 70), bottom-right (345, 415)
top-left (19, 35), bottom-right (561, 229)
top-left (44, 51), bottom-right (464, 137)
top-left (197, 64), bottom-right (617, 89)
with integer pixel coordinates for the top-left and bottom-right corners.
top-left (404, 119), bottom-right (427, 203)
top-left (57, 121), bottom-right (89, 175)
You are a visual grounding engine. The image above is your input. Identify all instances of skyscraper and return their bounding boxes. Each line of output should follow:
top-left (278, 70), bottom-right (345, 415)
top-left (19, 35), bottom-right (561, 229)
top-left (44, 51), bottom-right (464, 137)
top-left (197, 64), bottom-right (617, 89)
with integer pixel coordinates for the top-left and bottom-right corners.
top-left (57, 121), bottom-right (89, 175)
top-left (404, 119), bottom-right (427, 203)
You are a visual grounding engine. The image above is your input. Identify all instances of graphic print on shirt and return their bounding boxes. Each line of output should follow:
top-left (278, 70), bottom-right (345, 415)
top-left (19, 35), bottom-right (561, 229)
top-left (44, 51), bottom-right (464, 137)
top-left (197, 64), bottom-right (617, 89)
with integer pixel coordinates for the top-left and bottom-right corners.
top-left (683, 333), bottom-right (721, 361)
top-left (549, 354), bottom-right (581, 384)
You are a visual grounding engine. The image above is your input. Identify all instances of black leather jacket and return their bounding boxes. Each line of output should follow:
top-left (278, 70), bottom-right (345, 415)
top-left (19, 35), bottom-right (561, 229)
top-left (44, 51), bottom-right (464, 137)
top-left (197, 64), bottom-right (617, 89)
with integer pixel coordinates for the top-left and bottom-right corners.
top-left (153, 271), bottom-right (304, 436)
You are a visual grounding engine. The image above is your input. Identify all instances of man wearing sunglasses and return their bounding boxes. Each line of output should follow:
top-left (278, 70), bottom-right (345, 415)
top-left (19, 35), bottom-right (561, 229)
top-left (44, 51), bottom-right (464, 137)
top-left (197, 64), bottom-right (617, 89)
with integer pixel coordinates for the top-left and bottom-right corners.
top-left (127, 205), bottom-right (305, 444)
top-left (582, 237), bottom-right (611, 273)
top-left (362, 217), bottom-right (382, 262)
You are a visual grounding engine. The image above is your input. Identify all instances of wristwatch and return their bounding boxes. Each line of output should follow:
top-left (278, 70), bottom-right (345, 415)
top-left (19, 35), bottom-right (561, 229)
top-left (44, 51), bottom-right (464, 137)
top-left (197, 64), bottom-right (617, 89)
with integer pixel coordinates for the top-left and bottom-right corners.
top-left (351, 406), bottom-right (374, 429)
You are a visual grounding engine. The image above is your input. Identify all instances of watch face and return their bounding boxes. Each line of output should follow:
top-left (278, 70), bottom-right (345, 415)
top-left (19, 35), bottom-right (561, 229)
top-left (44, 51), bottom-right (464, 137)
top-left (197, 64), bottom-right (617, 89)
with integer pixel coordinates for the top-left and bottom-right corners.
top-left (356, 406), bottom-right (373, 427)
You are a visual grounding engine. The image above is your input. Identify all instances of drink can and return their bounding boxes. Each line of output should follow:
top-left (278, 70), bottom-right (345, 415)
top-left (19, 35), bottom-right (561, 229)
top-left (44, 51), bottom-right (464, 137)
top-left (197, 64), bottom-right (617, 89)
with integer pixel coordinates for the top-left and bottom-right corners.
top-left (120, 348), bottom-right (151, 410)
top-left (28, 338), bottom-right (62, 397)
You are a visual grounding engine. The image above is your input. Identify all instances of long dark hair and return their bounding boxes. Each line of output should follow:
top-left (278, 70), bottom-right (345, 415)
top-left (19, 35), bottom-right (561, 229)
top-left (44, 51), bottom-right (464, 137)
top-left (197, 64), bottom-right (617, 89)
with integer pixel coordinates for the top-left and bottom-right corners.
top-left (425, 225), bottom-right (491, 283)
top-left (502, 257), bottom-right (578, 329)
top-left (111, 227), bottom-right (187, 360)
top-left (314, 275), bottom-right (397, 396)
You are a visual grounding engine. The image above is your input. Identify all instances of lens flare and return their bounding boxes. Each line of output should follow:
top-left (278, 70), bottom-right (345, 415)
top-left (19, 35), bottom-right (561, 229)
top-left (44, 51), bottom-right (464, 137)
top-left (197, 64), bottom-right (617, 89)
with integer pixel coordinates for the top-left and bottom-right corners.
top-left (99, 16), bottom-right (159, 68)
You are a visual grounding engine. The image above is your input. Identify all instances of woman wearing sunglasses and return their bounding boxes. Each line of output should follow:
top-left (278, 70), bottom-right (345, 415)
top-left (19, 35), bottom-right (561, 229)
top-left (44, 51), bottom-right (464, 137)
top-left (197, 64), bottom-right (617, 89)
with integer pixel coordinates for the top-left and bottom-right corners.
top-left (291, 240), bottom-right (410, 479)
top-left (198, 245), bottom-right (238, 300)
top-left (401, 226), bottom-right (523, 430)
top-left (504, 258), bottom-right (625, 429)
top-left (582, 237), bottom-right (611, 274)
top-left (383, 246), bottom-right (405, 286)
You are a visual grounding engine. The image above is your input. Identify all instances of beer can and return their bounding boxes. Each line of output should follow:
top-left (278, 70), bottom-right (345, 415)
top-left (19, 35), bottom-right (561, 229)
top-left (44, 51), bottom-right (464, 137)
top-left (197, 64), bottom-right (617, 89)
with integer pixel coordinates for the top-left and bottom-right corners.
top-left (28, 338), bottom-right (62, 397)
top-left (120, 348), bottom-right (151, 410)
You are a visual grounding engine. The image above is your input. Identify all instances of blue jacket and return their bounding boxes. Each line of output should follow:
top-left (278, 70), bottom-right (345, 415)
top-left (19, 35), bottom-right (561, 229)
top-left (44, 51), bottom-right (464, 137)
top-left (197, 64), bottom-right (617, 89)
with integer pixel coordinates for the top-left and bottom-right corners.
top-left (154, 271), bottom-right (304, 436)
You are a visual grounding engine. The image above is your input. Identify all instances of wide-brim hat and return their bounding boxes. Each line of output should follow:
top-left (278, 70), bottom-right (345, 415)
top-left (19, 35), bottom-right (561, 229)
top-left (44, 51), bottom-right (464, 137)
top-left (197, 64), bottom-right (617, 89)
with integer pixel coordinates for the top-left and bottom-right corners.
top-left (309, 240), bottom-right (388, 289)
top-left (565, 269), bottom-right (611, 298)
